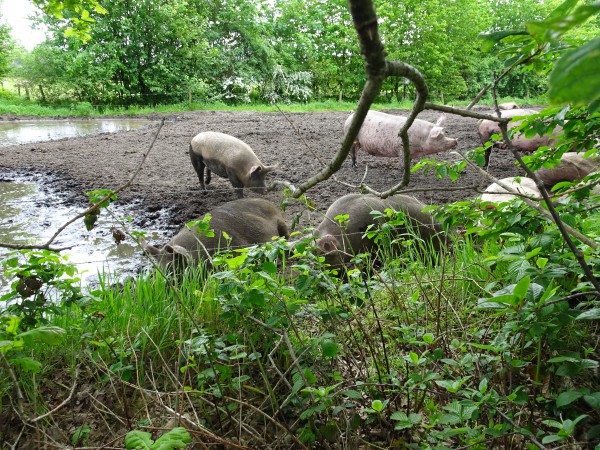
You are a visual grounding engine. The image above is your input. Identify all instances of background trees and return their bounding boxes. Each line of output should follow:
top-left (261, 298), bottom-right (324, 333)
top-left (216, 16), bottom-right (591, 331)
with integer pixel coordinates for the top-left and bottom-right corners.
top-left (2, 0), bottom-right (598, 106)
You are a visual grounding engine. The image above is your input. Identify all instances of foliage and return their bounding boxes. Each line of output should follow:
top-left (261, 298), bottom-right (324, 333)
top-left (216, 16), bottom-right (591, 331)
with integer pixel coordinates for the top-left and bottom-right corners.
top-left (1, 250), bottom-right (83, 329)
top-left (124, 427), bottom-right (191, 450)
top-left (32, 0), bottom-right (107, 42)
top-left (7, 0), bottom-right (572, 106)
top-left (0, 22), bottom-right (14, 80)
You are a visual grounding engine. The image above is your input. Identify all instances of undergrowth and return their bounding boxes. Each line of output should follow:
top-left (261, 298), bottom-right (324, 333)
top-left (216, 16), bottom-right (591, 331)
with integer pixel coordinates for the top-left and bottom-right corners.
top-left (1, 193), bottom-right (599, 449)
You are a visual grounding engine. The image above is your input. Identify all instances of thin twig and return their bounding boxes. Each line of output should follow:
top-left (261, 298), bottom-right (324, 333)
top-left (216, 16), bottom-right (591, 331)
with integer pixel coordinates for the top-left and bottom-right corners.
top-left (28, 367), bottom-right (79, 424)
top-left (495, 409), bottom-right (548, 450)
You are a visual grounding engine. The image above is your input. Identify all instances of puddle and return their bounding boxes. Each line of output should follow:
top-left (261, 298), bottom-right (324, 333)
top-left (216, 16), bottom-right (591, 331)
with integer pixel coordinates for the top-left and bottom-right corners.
top-left (0, 173), bottom-right (172, 295)
top-left (0, 118), bottom-right (156, 147)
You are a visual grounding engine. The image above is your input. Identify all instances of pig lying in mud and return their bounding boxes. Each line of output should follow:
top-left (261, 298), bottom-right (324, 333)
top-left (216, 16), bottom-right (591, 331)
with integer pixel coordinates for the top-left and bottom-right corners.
top-left (190, 131), bottom-right (277, 198)
top-left (344, 110), bottom-right (458, 168)
top-left (534, 152), bottom-right (600, 188)
top-left (498, 102), bottom-right (520, 110)
top-left (478, 109), bottom-right (562, 166)
top-left (480, 177), bottom-right (540, 206)
top-left (141, 198), bottom-right (289, 271)
top-left (311, 193), bottom-right (445, 267)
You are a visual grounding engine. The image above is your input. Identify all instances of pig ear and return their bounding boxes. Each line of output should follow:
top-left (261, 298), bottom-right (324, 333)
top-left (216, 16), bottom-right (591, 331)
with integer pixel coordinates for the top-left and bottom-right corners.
top-left (165, 244), bottom-right (191, 260)
top-left (250, 164), bottom-right (278, 177)
top-left (140, 239), bottom-right (160, 257)
top-left (435, 114), bottom-right (447, 127)
top-left (431, 127), bottom-right (443, 138)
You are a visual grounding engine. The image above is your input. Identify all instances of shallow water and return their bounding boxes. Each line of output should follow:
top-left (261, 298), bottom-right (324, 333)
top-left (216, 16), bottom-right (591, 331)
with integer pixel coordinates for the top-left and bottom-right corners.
top-left (0, 118), bottom-right (155, 147)
top-left (0, 175), bottom-right (168, 295)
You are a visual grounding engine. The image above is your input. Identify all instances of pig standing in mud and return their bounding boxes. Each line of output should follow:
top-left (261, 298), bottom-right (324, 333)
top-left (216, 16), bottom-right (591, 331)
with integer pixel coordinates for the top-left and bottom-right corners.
top-left (141, 198), bottom-right (289, 271)
top-left (344, 110), bottom-right (458, 168)
top-left (478, 109), bottom-right (562, 167)
top-left (190, 131), bottom-right (277, 198)
top-left (312, 193), bottom-right (445, 267)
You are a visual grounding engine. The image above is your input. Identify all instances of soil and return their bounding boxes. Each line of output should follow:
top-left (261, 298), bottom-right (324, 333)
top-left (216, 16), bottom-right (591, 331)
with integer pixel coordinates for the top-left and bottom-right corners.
top-left (0, 108), bottom-right (523, 238)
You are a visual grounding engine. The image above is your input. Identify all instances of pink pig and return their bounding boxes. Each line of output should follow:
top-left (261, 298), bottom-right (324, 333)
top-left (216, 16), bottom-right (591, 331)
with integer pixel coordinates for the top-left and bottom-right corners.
top-left (344, 110), bottom-right (458, 168)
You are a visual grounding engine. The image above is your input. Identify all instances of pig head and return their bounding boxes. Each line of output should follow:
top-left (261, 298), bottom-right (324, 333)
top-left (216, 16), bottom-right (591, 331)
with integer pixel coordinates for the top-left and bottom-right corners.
top-left (344, 110), bottom-right (458, 168)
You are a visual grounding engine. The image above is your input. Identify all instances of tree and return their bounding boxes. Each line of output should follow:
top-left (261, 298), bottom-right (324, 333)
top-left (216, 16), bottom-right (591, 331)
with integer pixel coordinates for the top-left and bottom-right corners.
top-left (0, 21), bottom-right (15, 80)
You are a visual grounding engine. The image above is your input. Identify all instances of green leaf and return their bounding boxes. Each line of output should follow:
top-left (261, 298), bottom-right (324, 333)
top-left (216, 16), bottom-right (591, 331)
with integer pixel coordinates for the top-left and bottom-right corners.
top-left (583, 392), bottom-right (600, 409)
top-left (479, 30), bottom-right (530, 52)
top-left (72, 425), bottom-right (91, 445)
top-left (153, 427), bottom-right (192, 450)
top-left (124, 430), bottom-right (153, 450)
top-left (18, 326), bottom-right (66, 345)
top-left (321, 339), bottom-right (339, 358)
top-left (371, 400), bottom-right (384, 412)
top-left (10, 356), bottom-right (42, 373)
top-left (341, 389), bottom-right (363, 400)
top-left (556, 390), bottom-right (584, 408)
top-left (513, 275), bottom-right (531, 301)
top-left (549, 37), bottom-right (600, 110)
top-left (576, 308), bottom-right (600, 320)
top-left (261, 261), bottom-right (277, 273)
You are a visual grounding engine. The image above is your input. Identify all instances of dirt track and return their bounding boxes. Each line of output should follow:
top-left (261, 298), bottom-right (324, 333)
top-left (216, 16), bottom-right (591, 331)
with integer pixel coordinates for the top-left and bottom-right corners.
top-left (0, 108), bottom-right (523, 235)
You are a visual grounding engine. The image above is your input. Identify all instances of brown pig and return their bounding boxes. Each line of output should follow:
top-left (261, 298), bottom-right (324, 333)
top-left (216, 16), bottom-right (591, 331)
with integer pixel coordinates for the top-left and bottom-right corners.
top-left (141, 198), bottom-right (289, 271)
top-left (344, 110), bottom-right (458, 168)
top-left (190, 131), bottom-right (277, 198)
top-left (312, 193), bottom-right (445, 267)
top-left (534, 152), bottom-right (599, 188)
top-left (478, 109), bottom-right (562, 167)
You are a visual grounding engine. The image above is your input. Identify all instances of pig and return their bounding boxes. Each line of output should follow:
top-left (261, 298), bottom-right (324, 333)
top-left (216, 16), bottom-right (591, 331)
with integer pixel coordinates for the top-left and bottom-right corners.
top-left (478, 109), bottom-right (561, 167)
top-left (498, 102), bottom-right (520, 110)
top-left (344, 110), bottom-right (458, 168)
top-left (190, 131), bottom-right (277, 198)
top-left (480, 177), bottom-right (540, 205)
top-left (533, 152), bottom-right (599, 188)
top-left (312, 193), bottom-right (445, 267)
top-left (141, 198), bottom-right (289, 271)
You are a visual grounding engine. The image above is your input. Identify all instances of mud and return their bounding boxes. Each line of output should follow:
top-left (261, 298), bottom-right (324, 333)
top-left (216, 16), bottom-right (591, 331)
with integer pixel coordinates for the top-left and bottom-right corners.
top-left (0, 108), bottom-right (523, 240)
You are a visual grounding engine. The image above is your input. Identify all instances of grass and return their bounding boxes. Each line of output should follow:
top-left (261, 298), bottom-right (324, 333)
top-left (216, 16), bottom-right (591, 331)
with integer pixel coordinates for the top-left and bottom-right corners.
top-left (0, 86), bottom-right (549, 117)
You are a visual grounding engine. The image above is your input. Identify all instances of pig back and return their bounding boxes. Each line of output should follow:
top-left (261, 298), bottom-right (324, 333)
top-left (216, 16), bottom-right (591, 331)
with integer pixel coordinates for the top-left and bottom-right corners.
top-left (534, 153), bottom-right (600, 187)
top-left (162, 198), bottom-right (288, 266)
top-left (315, 193), bottom-right (444, 266)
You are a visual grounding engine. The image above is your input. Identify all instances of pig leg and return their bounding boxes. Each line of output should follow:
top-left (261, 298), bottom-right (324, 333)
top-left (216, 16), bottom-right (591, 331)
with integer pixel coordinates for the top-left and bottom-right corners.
top-left (227, 172), bottom-right (245, 198)
top-left (190, 147), bottom-right (208, 190)
top-left (350, 141), bottom-right (361, 169)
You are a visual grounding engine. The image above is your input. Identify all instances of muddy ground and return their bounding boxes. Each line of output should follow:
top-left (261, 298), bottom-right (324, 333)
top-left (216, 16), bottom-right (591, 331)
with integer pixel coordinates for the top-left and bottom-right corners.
top-left (0, 108), bottom-right (523, 238)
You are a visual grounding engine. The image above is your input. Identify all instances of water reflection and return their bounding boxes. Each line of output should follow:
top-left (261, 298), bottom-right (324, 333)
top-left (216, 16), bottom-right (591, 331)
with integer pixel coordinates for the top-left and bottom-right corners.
top-left (0, 119), bottom-right (156, 147)
top-left (0, 178), bottom-right (166, 294)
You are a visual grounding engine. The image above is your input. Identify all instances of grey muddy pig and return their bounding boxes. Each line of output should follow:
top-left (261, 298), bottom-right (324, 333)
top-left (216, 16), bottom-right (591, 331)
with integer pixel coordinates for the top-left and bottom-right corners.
top-left (344, 110), bottom-right (458, 168)
top-left (190, 131), bottom-right (277, 198)
top-left (141, 198), bottom-right (289, 271)
top-left (313, 193), bottom-right (445, 267)
top-left (534, 152), bottom-right (599, 188)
